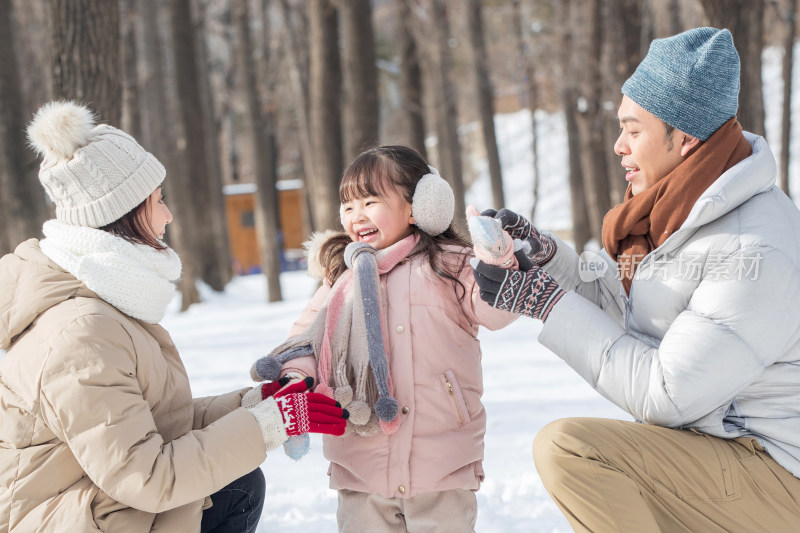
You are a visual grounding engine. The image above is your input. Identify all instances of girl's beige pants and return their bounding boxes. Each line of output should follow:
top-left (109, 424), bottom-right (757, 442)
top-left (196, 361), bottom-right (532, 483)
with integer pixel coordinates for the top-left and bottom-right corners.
top-left (337, 487), bottom-right (476, 532)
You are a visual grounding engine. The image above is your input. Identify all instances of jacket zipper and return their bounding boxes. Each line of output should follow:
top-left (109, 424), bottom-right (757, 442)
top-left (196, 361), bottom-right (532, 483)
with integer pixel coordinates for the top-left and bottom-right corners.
top-left (627, 224), bottom-right (696, 295)
top-left (443, 372), bottom-right (464, 426)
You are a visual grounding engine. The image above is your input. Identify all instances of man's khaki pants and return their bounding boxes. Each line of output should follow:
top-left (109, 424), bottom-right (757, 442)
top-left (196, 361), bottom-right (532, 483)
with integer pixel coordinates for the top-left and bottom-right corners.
top-left (336, 488), bottom-right (477, 533)
top-left (533, 418), bottom-right (800, 532)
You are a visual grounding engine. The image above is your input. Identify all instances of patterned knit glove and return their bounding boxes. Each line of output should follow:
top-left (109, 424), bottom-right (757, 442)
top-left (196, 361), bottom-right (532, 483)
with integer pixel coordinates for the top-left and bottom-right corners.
top-left (246, 378), bottom-right (349, 451)
top-left (470, 247), bottom-right (565, 322)
top-left (481, 208), bottom-right (556, 265)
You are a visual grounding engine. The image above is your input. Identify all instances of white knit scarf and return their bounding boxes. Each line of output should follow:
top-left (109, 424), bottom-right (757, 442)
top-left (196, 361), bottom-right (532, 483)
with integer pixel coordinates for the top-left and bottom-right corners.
top-left (40, 220), bottom-right (182, 324)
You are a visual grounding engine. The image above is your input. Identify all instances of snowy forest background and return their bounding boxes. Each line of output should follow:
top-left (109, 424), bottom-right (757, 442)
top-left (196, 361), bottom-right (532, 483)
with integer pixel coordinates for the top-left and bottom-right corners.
top-left (1, 0), bottom-right (799, 308)
top-left (2, 0), bottom-right (800, 531)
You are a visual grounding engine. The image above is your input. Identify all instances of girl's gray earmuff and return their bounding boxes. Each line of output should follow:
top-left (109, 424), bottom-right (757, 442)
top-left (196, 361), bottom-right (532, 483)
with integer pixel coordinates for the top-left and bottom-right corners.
top-left (411, 166), bottom-right (454, 236)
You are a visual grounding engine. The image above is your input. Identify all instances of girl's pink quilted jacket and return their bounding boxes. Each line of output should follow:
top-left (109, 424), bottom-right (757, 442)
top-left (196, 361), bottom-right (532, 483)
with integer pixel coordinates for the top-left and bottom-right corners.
top-left (283, 243), bottom-right (516, 498)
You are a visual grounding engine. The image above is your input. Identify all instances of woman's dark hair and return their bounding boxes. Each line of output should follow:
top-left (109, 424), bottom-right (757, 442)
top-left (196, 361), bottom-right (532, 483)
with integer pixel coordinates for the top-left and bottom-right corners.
top-left (321, 145), bottom-right (471, 303)
top-left (99, 192), bottom-right (167, 250)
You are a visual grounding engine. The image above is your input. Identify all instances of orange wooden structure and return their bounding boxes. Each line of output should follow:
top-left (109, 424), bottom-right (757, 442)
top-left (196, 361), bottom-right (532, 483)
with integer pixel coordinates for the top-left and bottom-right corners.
top-left (224, 181), bottom-right (307, 275)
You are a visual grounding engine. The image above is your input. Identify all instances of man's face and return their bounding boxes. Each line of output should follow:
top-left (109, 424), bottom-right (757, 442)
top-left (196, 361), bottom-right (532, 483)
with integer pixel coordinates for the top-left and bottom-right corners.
top-left (613, 96), bottom-right (692, 196)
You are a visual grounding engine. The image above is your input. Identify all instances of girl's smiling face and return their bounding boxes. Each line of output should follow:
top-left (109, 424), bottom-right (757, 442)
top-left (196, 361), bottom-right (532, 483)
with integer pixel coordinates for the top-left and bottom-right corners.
top-left (341, 187), bottom-right (414, 250)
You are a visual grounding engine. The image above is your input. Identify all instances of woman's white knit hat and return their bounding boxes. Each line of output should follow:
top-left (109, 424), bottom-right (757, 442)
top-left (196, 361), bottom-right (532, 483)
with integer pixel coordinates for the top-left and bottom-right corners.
top-left (27, 101), bottom-right (165, 228)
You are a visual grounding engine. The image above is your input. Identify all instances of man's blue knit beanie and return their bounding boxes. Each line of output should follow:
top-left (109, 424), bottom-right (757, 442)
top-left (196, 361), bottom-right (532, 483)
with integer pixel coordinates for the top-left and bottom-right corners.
top-left (622, 27), bottom-right (740, 141)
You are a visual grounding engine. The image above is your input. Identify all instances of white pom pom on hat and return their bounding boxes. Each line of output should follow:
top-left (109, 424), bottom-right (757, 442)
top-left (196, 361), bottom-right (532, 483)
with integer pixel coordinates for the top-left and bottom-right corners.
top-left (411, 165), bottom-right (455, 236)
top-left (26, 100), bottom-right (166, 228)
top-left (27, 101), bottom-right (97, 161)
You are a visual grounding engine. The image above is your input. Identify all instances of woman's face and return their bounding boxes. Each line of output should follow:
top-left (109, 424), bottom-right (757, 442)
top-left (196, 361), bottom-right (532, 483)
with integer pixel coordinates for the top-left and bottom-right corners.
top-left (145, 187), bottom-right (173, 240)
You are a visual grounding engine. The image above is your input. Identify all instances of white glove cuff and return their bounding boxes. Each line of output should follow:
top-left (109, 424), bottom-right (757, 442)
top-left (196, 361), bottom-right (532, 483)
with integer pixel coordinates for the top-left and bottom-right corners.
top-left (246, 397), bottom-right (289, 452)
top-left (241, 386), bottom-right (263, 409)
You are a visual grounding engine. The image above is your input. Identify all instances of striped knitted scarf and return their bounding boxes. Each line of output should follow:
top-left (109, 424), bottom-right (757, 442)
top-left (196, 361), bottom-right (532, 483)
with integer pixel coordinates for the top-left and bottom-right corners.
top-left (256, 233), bottom-right (419, 437)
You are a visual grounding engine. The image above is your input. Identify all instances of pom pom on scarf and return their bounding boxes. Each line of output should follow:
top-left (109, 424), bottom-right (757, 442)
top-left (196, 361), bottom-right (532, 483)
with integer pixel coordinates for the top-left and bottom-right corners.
top-left (375, 396), bottom-right (399, 422)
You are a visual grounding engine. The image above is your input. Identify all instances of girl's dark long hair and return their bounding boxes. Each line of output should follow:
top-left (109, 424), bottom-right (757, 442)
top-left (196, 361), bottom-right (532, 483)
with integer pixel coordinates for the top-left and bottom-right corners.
top-left (321, 145), bottom-right (471, 303)
top-left (99, 193), bottom-right (167, 250)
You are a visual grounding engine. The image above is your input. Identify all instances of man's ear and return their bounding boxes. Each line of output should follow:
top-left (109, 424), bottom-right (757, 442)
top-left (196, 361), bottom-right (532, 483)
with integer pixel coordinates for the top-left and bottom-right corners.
top-left (679, 134), bottom-right (701, 157)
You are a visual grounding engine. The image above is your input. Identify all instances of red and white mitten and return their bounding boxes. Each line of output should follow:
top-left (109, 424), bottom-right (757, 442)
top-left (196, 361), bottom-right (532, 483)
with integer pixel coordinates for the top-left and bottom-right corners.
top-left (246, 378), bottom-right (349, 452)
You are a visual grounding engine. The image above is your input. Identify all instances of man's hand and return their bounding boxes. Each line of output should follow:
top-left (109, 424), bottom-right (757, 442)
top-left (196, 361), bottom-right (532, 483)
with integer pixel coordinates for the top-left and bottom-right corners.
top-left (471, 247), bottom-right (565, 322)
top-left (481, 208), bottom-right (556, 265)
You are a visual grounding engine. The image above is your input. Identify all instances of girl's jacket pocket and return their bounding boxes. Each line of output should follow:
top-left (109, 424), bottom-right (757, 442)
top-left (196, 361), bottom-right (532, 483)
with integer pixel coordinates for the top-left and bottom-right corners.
top-left (440, 369), bottom-right (471, 427)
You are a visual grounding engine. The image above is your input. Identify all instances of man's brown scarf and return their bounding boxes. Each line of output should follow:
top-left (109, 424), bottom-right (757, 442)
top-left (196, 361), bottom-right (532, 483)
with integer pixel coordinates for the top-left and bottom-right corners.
top-left (602, 118), bottom-right (752, 295)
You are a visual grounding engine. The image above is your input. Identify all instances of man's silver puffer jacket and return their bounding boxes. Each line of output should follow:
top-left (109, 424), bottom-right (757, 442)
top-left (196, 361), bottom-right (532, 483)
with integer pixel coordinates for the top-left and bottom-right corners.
top-left (538, 133), bottom-right (800, 478)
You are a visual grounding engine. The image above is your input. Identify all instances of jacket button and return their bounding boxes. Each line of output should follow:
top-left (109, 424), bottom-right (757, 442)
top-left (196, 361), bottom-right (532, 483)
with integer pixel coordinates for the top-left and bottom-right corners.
top-left (402, 406), bottom-right (410, 414)
top-left (396, 325), bottom-right (404, 333)
top-left (398, 485), bottom-right (406, 494)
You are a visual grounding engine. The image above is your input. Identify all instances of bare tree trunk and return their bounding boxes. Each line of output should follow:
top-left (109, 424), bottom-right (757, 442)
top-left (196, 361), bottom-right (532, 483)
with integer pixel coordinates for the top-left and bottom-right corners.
top-left (464, 0), bottom-right (504, 210)
top-left (0, 0), bottom-right (48, 253)
top-left (258, 0), bottom-right (282, 233)
top-left (640, 0), bottom-right (654, 58)
top-left (153, 0), bottom-right (199, 309)
top-left (668, 0), bottom-right (682, 35)
top-left (340, 0), bottom-right (379, 159)
top-left (565, 95), bottom-right (591, 254)
top-left (603, 0), bottom-right (644, 206)
top-left (215, 2), bottom-right (238, 174)
top-left (574, 0), bottom-right (611, 242)
top-left (699, 0), bottom-right (766, 136)
top-left (426, 0), bottom-right (466, 228)
top-left (308, 0), bottom-right (344, 231)
top-left (559, 0), bottom-right (591, 253)
top-left (120, 0), bottom-right (141, 141)
top-left (395, 0), bottom-right (427, 159)
top-left (0, 199), bottom-right (7, 254)
top-left (510, 0), bottom-right (540, 221)
top-left (170, 0), bottom-right (230, 291)
top-left (780, 0), bottom-right (797, 196)
top-left (234, 0), bottom-right (282, 302)
top-left (193, 0), bottom-right (232, 290)
top-left (13, 1), bottom-right (51, 107)
top-left (47, 0), bottom-right (121, 126)
top-left (279, 0), bottom-right (316, 230)
top-left (135, 0), bottom-right (155, 151)
top-left (228, 117), bottom-right (239, 184)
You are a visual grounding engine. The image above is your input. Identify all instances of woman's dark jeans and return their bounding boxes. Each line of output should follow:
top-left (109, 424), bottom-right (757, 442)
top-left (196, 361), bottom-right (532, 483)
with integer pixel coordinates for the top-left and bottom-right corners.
top-left (201, 468), bottom-right (265, 533)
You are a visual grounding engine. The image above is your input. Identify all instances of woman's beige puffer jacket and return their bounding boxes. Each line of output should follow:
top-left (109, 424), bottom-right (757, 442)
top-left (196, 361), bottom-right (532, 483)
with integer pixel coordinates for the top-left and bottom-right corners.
top-left (0, 240), bottom-right (266, 532)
